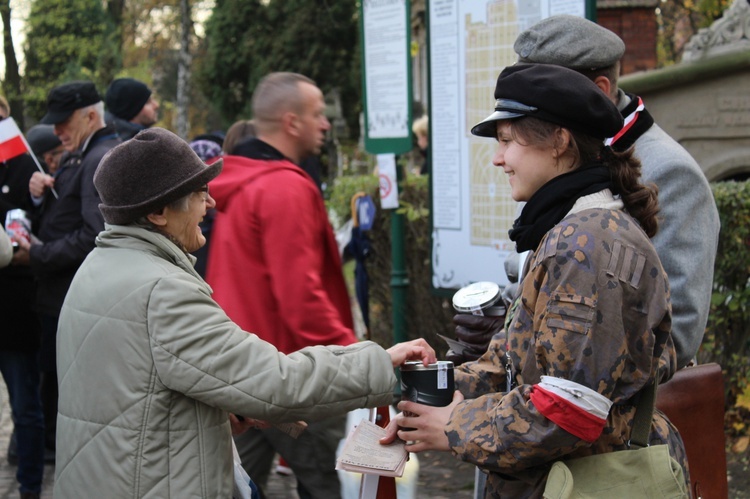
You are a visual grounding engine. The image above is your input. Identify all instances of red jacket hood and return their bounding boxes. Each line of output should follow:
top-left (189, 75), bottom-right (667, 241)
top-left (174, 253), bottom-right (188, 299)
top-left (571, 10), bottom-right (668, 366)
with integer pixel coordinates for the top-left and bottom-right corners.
top-left (208, 155), bottom-right (303, 213)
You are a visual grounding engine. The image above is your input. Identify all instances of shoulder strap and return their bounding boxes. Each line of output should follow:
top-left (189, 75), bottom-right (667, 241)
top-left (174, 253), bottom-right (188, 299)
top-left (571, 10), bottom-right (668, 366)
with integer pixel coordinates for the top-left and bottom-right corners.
top-left (629, 376), bottom-right (658, 449)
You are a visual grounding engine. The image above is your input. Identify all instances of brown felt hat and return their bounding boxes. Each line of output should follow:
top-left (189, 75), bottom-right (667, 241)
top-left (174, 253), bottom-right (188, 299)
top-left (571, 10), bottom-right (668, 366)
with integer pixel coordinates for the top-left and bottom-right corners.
top-left (94, 128), bottom-right (222, 225)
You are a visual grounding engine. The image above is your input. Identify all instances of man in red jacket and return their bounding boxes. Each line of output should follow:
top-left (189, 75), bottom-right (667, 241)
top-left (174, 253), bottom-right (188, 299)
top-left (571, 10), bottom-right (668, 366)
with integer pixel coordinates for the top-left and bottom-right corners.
top-left (206, 72), bottom-right (356, 499)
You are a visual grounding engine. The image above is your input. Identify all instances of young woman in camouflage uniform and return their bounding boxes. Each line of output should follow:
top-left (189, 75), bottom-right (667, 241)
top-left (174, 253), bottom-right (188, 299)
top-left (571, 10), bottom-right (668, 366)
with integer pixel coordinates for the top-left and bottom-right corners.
top-left (382, 64), bottom-right (690, 498)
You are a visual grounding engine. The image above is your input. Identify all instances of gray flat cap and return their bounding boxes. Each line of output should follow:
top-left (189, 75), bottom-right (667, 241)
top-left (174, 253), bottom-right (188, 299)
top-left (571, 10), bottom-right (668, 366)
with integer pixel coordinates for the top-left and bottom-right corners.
top-left (514, 14), bottom-right (625, 70)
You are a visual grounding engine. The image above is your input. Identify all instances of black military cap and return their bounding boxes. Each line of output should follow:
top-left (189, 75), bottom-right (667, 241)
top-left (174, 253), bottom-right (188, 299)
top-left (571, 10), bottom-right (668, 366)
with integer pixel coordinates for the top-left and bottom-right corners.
top-left (514, 14), bottom-right (625, 71)
top-left (471, 64), bottom-right (623, 140)
top-left (40, 81), bottom-right (101, 125)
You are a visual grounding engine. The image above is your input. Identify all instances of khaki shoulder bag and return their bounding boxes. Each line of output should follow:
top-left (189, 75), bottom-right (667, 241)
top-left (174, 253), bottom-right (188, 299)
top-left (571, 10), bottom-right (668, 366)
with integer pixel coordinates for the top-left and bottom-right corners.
top-left (543, 378), bottom-right (689, 499)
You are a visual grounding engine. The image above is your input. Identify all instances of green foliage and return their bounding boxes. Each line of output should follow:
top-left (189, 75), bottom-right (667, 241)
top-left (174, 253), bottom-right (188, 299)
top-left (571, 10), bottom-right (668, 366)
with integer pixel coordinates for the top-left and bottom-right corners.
top-left (326, 174), bottom-right (378, 223)
top-left (197, 0), bottom-right (360, 133)
top-left (23, 0), bottom-right (111, 121)
top-left (701, 180), bottom-right (750, 437)
top-left (328, 174), bottom-right (455, 354)
top-left (656, 0), bottom-right (733, 66)
top-left (195, 0), bottom-right (268, 125)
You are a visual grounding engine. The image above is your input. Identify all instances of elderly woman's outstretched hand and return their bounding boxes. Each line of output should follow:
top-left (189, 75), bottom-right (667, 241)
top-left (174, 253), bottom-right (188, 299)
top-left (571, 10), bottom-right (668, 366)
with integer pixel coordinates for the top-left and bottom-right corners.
top-left (386, 339), bottom-right (437, 367)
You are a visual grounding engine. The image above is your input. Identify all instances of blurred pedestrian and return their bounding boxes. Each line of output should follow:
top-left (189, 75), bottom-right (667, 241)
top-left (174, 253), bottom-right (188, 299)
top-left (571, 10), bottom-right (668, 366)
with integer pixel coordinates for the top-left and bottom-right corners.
top-left (105, 77), bottom-right (160, 141)
top-left (206, 72), bottom-right (352, 499)
top-left (26, 124), bottom-right (64, 174)
top-left (412, 114), bottom-right (429, 175)
top-left (0, 95), bottom-right (45, 499)
top-left (223, 119), bottom-right (256, 155)
top-left (53, 127), bottom-right (436, 497)
top-left (189, 137), bottom-right (223, 163)
top-left (14, 81), bottom-right (120, 459)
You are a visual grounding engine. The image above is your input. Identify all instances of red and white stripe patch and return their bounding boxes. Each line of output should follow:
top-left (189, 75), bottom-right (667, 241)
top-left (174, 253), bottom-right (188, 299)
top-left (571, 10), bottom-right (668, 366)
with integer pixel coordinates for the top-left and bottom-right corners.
top-left (605, 97), bottom-right (645, 147)
top-left (0, 118), bottom-right (29, 163)
top-left (529, 376), bottom-right (613, 443)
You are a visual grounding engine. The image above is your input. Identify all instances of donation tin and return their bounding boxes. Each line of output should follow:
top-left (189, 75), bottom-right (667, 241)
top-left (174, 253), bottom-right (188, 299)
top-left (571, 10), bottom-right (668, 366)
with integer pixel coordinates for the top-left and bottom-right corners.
top-left (452, 281), bottom-right (504, 316)
top-left (400, 360), bottom-right (455, 407)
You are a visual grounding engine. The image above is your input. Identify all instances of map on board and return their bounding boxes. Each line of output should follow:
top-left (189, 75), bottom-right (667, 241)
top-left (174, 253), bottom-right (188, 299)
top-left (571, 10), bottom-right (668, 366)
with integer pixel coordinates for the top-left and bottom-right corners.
top-left (429, 0), bottom-right (585, 290)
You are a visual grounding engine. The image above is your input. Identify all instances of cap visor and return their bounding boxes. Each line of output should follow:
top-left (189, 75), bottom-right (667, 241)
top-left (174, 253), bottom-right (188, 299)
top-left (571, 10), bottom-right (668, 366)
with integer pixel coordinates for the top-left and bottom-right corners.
top-left (40, 110), bottom-right (74, 125)
top-left (470, 110), bottom-right (524, 137)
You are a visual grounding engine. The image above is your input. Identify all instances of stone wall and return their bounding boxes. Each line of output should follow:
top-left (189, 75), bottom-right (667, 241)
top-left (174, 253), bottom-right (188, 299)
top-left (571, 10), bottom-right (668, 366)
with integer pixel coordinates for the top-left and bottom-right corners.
top-left (620, 0), bottom-right (750, 181)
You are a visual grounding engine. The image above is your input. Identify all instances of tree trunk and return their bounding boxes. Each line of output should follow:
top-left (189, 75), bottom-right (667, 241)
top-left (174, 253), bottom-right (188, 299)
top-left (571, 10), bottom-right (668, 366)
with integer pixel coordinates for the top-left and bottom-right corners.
top-left (176, 0), bottom-right (192, 140)
top-left (0, 0), bottom-right (24, 129)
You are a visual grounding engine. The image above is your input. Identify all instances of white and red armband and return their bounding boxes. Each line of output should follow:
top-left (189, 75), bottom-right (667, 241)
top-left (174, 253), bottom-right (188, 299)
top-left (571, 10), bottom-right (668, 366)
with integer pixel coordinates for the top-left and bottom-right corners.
top-left (529, 376), bottom-right (613, 443)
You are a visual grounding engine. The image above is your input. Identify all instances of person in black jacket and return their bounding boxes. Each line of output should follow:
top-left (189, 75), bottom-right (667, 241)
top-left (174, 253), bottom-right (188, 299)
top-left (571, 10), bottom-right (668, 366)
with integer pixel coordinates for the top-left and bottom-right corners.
top-left (13, 81), bottom-right (120, 460)
top-left (104, 78), bottom-right (160, 141)
top-left (0, 95), bottom-right (46, 499)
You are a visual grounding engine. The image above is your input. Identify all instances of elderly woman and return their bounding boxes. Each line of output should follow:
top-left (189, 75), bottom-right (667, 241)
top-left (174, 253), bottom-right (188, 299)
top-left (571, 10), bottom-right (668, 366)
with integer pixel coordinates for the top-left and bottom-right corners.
top-left (53, 128), bottom-right (435, 497)
top-left (382, 64), bottom-right (689, 497)
top-left (0, 230), bottom-right (11, 268)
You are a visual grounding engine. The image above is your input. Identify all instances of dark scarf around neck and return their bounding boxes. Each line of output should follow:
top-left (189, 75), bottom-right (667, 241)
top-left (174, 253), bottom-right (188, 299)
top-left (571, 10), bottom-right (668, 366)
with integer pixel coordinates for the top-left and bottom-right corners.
top-left (509, 163), bottom-right (613, 252)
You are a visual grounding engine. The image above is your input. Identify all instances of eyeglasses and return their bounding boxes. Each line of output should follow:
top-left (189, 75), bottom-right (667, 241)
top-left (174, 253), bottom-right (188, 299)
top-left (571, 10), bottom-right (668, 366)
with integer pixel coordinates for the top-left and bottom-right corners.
top-left (196, 185), bottom-right (210, 201)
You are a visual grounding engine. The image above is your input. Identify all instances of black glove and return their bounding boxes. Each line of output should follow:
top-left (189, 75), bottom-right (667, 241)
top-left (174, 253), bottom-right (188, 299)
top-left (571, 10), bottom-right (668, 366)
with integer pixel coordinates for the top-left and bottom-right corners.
top-left (447, 313), bottom-right (505, 364)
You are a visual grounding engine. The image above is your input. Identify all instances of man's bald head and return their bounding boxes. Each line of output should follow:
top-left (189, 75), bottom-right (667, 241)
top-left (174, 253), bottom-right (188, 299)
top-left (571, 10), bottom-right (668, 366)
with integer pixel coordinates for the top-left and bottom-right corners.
top-left (252, 72), bottom-right (315, 135)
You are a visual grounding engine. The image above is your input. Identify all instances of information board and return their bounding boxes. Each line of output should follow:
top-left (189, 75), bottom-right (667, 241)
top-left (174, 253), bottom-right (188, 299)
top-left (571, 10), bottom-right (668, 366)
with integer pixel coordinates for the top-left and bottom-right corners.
top-left (429, 0), bottom-right (590, 292)
top-left (360, 0), bottom-right (413, 155)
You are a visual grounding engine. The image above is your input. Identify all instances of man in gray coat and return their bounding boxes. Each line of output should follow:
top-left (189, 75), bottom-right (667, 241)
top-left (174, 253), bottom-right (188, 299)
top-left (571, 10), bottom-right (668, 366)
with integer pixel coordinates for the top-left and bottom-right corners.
top-left (510, 15), bottom-right (720, 369)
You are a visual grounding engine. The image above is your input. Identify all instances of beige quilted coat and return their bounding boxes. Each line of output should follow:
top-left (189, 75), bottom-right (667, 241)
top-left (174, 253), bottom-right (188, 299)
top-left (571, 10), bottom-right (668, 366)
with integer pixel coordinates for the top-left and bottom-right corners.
top-left (54, 225), bottom-right (395, 498)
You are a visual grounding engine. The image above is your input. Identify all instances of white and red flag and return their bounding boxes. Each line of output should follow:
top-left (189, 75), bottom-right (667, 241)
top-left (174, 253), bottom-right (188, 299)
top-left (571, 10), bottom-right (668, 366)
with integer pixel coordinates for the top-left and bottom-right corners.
top-left (0, 117), bottom-right (30, 163)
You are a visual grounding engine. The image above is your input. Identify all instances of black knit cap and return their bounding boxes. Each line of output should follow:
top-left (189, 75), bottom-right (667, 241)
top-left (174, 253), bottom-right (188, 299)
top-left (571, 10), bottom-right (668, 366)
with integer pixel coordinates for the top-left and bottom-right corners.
top-left (26, 124), bottom-right (61, 155)
top-left (40, 81), bottom-right (101, 125)
top-left (471, 64), bottom-right (623, 140)
top-left (95, 128), bottom-right (223, 225)
top-left (105, 78), bottom-right (152, 121)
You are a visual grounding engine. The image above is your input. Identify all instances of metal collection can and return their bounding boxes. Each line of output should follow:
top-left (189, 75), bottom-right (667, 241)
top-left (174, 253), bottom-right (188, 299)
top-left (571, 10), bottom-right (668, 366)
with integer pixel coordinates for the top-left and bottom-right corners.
top-left (400, 360), bottom-right (455, 407)
top-left (452, 281), bottom-right (504, 316)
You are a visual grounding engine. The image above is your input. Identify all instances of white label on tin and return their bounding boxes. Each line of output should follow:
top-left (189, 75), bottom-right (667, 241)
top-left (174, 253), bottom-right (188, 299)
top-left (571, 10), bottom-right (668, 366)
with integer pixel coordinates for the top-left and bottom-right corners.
top-left (437, 363), bottom-right (448, 389)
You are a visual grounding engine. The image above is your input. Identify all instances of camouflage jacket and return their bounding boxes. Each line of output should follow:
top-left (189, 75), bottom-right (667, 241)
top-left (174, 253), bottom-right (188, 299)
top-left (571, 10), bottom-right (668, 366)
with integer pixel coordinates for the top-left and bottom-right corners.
top-left (450, 197), bottom-right (688, 498)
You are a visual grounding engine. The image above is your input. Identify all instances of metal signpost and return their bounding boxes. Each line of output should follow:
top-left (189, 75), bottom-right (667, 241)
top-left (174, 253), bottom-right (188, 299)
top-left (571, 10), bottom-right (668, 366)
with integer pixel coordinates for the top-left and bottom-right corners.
top-left (360, 0), bottom-right (413, 347)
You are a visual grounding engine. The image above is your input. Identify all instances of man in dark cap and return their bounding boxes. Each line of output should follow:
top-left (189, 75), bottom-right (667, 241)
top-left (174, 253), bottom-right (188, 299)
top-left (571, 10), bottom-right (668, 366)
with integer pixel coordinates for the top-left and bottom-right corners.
top-left (14, 80), bottom-right (120, 457)
top-left (26, 124), bottom-right (64, 174)
top-left (105, 77), bottom-right (160, 140)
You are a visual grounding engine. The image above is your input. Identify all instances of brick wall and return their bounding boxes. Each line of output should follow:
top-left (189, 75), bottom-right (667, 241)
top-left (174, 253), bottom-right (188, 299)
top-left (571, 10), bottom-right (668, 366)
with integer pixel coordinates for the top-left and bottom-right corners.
top-left (598, 7), bottom-right (658, 75)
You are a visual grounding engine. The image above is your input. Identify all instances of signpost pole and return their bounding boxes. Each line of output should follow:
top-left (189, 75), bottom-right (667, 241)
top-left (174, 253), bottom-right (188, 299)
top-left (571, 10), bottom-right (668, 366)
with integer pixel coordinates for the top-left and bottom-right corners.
top-left (360, 0), bottom-right (413, 347)
top-left (390, 202), bottom-right (408, 345)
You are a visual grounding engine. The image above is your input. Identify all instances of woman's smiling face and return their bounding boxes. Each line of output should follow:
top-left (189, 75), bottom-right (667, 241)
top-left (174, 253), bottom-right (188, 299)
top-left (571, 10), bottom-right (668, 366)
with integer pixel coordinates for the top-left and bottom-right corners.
top-left (492, 121), bottom-right (572, 202)
top-left (162, 187), bottom-right (215, 253)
